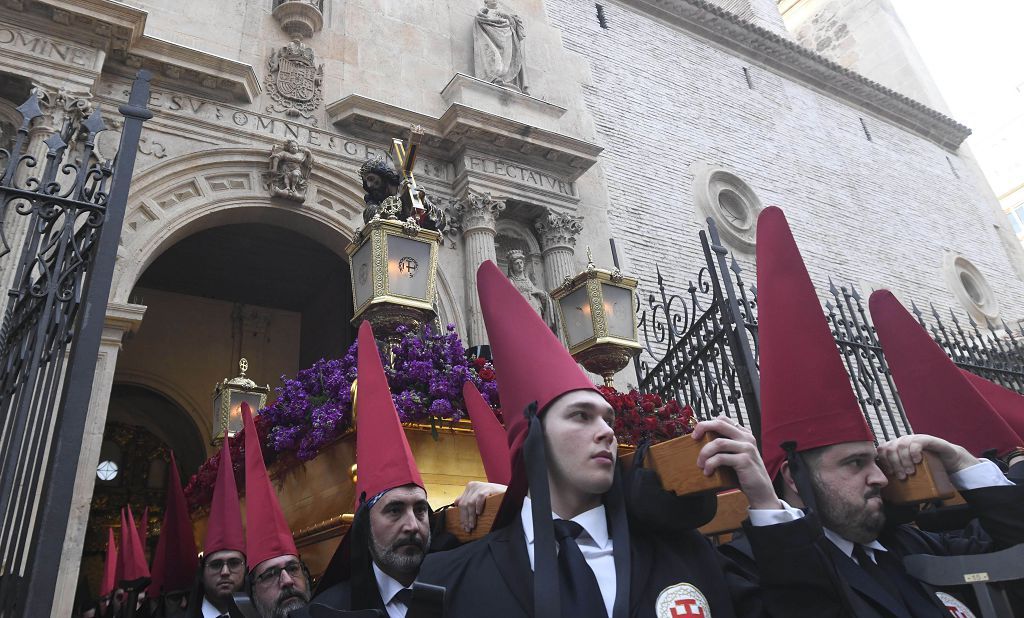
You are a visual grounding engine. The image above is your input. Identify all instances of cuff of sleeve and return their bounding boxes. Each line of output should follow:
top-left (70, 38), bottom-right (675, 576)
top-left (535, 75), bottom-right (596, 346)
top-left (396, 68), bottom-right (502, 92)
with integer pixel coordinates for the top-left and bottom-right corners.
top-left (950, 459), bottom-right (1014, 490)
top-left (747, 499), bottom-right (805, 527)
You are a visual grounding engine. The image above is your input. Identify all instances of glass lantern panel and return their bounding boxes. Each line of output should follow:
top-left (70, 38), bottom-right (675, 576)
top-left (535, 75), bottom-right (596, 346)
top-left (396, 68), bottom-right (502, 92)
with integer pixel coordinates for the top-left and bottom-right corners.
top-left (352, 241), bottom-right (374, 309)
top-left (386, 235), bottom-right (432, 300)
top-left (228, 391), bottom-right (265, 435)
top-left (560, 286), bottom-right (595, 348)
top-left (602, 284), bottom-right (635, 340)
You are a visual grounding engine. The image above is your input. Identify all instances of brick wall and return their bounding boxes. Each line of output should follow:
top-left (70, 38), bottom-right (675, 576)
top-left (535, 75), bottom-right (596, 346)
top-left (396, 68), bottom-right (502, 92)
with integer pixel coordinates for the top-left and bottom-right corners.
top-left (546, 0), bottom-right (1024, 328)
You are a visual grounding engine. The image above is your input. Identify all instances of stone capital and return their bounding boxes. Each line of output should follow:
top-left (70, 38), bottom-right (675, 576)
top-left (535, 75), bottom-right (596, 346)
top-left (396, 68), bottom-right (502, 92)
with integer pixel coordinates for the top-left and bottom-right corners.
top-left (456, 193), bottom-right (506, 234)
top-left (535, 211), bottom-right (583, 251)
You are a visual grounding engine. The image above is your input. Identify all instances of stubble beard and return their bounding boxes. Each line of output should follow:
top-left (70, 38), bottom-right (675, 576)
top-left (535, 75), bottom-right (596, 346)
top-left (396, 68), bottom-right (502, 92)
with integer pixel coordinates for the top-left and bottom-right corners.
top-left (252, 583), bottom-right (309, 618)
top-left (811, 477), bottom-right (886, 545)
top-left (370, 531), bottom-right (430, 579)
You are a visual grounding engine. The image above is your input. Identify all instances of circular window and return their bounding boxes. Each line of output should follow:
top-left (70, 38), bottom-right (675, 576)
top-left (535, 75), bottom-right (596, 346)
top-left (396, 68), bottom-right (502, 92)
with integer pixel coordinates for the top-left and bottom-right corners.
top-left (943, 252), bottom-right (999, 322)
top-left (97, 460), bottom-right (119, 481)
top-left (690, 162), bottom-right (762, 251)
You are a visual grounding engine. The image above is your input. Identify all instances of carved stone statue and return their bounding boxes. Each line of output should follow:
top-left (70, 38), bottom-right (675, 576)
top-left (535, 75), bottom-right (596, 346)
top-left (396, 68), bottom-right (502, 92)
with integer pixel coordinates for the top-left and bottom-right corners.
top-left (474, 0), bottom-right (528, 93)
top-left (506, 249), bottom-right (555, 331)
top-left (264, 139), bottom-right (313, 201)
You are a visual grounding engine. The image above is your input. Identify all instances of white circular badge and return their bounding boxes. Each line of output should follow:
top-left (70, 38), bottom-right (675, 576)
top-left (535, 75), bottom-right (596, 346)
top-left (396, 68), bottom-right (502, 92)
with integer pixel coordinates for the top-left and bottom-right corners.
top-left (936, 592), bottom-right (976, 618)
top-left (655, 582), bottom-right (711, 618)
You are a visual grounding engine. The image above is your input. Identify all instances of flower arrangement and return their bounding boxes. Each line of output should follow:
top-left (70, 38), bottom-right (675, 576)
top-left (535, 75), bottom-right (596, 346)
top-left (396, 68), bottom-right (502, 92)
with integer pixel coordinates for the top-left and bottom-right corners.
top-left (599, 386), bottom-right (695, 446)
top-left (184, 324), bottom-right (499, 510)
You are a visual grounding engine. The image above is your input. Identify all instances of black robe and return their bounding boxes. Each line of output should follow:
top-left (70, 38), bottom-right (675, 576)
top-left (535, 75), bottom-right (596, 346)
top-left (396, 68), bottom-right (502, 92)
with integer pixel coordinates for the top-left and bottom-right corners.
top-left (416, 513), bottom-right (836, 618)
top-left (721, 484), bottom-right (1024, 618)
top-left (294, 580), bottom-right (386, 618)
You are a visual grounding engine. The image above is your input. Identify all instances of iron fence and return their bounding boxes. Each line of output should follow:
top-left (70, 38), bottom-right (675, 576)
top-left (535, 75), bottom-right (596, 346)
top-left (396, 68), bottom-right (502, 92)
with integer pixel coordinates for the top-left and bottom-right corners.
top-left (0, 71), bottom-right (151, 616)
top-left (634, 218), bottom-right (1024, 443)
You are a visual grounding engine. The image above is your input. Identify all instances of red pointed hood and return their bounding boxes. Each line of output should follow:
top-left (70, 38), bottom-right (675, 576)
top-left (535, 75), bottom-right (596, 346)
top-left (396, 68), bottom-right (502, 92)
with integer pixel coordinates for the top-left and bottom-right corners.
top-left (243, 402), bottom-right (298, 571)
top-left (355, 320), bottom-right (424, 504)
top-left (100, 528), bottom-right (118, 597)
top-left (757, 206), bottom-right (873, 477)
top-left (136, 507), bottom-right (149, 546)
top-left (118, 505), bottom-right (150, 585)
top-left (205, 432), bottom-right (245, 557)
top-left (477, 259), bottom-right (595, 456)
top-left (463, 380), bottom-right (511, 485)
top-left (148, 453), bottom-right (199, 596)
top-left (870, 290), bottom-right (1023, 456)
top-left (959, 369), bottom-right (1024, 444)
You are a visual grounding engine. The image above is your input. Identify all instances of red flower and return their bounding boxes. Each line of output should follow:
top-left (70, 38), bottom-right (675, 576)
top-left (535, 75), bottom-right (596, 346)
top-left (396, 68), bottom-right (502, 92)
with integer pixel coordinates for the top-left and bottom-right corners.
top-left (479, 367), bottom-right (496, 381)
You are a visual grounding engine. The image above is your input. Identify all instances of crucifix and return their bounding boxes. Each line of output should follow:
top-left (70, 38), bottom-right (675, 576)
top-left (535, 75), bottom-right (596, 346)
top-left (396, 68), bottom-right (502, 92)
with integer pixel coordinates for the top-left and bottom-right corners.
top-left (390, 124), bottom-right (427, 221)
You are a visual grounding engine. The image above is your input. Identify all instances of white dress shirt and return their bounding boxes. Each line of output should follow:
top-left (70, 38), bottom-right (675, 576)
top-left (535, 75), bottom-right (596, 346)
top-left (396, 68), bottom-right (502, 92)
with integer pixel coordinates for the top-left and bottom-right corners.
top-left (521, 497), bottom-right (616, 618)
top-left (373, 562), bottom-right (411, 618)
top-left (747, 458), bottom-right (1014, 563)
top-left (201, 597), bottom-right (227, 618)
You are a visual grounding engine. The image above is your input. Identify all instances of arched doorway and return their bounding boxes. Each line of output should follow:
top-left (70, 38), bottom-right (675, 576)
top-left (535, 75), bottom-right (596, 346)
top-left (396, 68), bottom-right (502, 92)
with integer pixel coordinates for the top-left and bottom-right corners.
top-left (79, 217), bottom-right (355, 600)
top-left (78, 384), bottom-right (202, 603)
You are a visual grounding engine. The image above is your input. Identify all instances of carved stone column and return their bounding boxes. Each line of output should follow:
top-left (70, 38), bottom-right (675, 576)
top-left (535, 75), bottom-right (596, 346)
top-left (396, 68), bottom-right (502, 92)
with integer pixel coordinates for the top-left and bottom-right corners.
top-left (51, 302), bottom-right (146, 618)
top-left (535, 211), bottom-right (584, 290)
top-left (456, 193), bottom-right (506, 347)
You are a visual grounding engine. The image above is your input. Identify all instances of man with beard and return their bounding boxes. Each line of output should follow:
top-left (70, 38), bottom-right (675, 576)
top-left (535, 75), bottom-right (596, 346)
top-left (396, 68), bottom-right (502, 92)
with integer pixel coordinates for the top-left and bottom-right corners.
top-left (297, 322), bottom-right (435, 617)
top-left (719, 206), bottom-right (1024, 617)
top-left (241, 401), bottom-right (312, 618)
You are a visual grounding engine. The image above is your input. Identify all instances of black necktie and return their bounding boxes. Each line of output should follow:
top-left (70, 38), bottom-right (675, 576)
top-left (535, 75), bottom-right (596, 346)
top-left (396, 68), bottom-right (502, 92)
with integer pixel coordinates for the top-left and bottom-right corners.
top-left (394, 587), bottom-right (413, 606)
top-left (852, 544), bottom-right (909, 611)
top-left (552, 519), bottom-right (608, 618)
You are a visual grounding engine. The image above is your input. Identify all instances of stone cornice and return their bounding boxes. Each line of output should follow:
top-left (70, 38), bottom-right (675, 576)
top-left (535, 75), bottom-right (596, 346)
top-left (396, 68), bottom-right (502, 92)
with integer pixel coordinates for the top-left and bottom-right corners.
top-left (113, 36), bottom-right (261, 104)
top-left (616, 0), bottom-right (971, 150)
top-left (31, 0), bottom-right (260, 103)
top-left (326, 95), bottom-right (603, 182)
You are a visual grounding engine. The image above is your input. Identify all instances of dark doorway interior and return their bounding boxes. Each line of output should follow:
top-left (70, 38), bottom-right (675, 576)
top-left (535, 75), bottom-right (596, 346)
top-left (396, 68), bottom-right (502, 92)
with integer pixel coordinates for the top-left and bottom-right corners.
top-left (136, 222), bottom-right (354, 367)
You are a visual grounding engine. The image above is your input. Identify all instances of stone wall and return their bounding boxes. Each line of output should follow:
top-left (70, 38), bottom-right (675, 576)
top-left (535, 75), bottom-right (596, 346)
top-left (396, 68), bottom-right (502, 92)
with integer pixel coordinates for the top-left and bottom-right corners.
top-left (544, 0), bottom-right (1024, 344)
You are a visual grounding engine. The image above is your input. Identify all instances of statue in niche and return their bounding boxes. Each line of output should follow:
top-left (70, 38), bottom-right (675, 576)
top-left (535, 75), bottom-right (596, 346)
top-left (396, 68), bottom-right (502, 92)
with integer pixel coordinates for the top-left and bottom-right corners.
top-left (474, 0), bottom-right (528, 93)
top-left (264, 139), bottom-right (314, 202)
top-left (506, 249), bottom-right (555, 331)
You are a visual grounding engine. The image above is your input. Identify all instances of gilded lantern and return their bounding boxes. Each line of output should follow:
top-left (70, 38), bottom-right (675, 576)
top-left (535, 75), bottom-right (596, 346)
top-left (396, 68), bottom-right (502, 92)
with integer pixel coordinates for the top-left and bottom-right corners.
top-left (552, 255), bottom-right (641, 385)
top-left (346, 217), bottom-right (440, 336)
top-left (212, 358), bottom-right (270, 444)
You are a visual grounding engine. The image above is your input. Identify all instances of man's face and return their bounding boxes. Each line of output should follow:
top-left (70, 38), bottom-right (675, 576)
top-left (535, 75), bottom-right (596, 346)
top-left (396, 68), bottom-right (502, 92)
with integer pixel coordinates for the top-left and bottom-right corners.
top-left (364, 172), bottom-right (382, 190)
top-left (202, 550), bottom-right (246, 603)
top-left (807, 442), bottom-right (889, 545)
top-left (543, 390), bottom-right (617, 501)
top-left (369, 485), bottom-right (431, 581)
top-left (250, 555), bottom-right (310, 618)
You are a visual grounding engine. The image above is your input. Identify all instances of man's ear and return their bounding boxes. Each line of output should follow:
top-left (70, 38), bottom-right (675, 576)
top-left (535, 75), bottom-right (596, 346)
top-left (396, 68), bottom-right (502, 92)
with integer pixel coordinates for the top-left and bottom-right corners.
top-left (778, 460), bottom-right (805, 508)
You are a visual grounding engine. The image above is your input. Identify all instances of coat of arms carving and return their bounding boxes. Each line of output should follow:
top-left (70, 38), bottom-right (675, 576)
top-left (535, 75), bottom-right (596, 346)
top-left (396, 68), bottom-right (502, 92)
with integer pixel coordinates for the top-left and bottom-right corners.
top-left (266, 39), bottom-right (324, 123)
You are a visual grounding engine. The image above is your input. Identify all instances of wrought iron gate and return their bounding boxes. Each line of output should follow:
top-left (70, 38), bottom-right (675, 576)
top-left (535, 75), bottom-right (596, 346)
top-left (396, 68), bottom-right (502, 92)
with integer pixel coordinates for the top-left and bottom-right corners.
top-left (0, 71), bottom-right (152, 616)
top-left (634, 217), bottom-right (1024, 443)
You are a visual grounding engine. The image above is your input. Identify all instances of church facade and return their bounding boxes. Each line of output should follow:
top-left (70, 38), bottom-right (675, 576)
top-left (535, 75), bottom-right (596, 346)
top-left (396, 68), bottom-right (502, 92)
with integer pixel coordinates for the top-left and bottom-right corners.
top-left (0, 0), bottom-right (1020, 613)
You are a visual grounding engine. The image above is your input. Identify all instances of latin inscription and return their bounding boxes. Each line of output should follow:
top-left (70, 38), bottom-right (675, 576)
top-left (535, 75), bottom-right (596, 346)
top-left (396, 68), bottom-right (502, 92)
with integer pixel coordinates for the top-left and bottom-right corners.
top-left (465, 155), bottom-right (575, 197)
top-left (104, 81), bottom-right (452, 181)
top-left (0, 27), bottom-right (96, 68)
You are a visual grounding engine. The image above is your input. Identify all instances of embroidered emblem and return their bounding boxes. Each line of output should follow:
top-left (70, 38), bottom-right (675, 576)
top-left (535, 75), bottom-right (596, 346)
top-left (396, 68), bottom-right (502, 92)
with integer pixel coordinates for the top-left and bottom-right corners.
top-left (935, 592), bottom-right (976, 618)
top-left (655, 582), bottom-right (711, 618)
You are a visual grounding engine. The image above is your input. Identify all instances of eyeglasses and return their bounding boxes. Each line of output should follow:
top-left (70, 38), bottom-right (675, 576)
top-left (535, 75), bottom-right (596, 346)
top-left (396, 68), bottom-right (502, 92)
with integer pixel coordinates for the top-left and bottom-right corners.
top-left (206, 557), bottom-right (245, 572)
top-left (253, 562), bottom-right (303, 587)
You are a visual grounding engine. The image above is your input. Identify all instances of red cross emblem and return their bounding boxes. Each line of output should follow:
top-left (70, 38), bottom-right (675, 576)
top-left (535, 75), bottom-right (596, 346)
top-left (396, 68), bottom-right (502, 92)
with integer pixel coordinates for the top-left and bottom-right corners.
top-left (655, 583), bottom-right (710, 618)
top-left (671, 598), bottom-right (706, 617)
